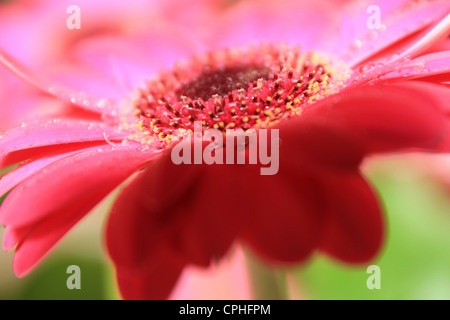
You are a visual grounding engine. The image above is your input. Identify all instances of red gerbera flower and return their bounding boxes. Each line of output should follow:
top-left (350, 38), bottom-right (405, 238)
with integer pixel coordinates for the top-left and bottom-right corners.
top-left (1, 0), bottom-right (450, 299)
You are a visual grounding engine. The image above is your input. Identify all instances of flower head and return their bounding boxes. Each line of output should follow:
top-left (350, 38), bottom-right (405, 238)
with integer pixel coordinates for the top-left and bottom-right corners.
top-left (1, 0), bottom-right (450, 299)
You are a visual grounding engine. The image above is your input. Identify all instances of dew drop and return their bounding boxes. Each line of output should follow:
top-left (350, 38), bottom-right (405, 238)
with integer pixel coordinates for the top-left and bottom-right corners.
top-left (97, 98), bottom-right (109, 109)
top-left (352, 40), bottom-right (363, 50)
top-left (359, 65), bottom-right (368, 73)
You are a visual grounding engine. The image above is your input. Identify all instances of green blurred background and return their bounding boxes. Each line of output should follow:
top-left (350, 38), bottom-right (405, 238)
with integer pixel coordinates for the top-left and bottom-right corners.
top-left (0, 154), bottom-right (449, 300)
top-left (295, 155), bottom-right (450, 300)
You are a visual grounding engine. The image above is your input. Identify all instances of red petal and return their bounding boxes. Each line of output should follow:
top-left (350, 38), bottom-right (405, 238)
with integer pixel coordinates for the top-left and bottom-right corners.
top-left (115, 245), bottom-right (184, 300)
top-left (301, 81), bottom-right (450, 155)
top-left (319, 171), bottom-right (384, 263)
top-left (107, 148), bottom-right (237, 269)
top-left (235, 162), bottom-right (326, 263)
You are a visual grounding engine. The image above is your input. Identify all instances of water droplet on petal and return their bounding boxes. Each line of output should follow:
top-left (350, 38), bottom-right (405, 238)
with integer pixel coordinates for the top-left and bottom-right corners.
top-left (97, 98), bottom-right (109, 109)
top-left (352, 40), bottom-right (363, 50)
top-left (359, 65), bottom-right (368, 73)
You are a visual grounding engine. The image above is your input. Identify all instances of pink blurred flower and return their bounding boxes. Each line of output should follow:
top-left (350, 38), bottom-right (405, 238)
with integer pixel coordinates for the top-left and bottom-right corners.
top-left (0, 0), bottom-right (450, 299)
top-left (170, 246), bottom-right (252, 300)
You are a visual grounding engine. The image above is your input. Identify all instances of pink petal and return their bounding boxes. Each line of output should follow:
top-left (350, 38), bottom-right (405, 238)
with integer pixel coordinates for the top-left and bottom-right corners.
top-left (335, 0), bottom-right (450, 67)
top-left (2, 145), bottom-right (160, 277)
top-left (0, 0), bottom-right (202, 116)
top-left (319, 171), bottom-right (384, 263)
top-left (11, 189), bottom-right (111, 277)
top-left (0, 49), bottom-right (120, 116)
top-left (0, 145), bottom-right (157, 229)
top-left (0, 145), bottom-right (105, 198)
top-left (379, 51), bottom-right (450, 82)
top-left (170, 246), bottom-right (252, 300)
top-left (394, 13), bottom-right (450, 61)
top-left (209, 0), bottom-right (340, 51)
top-left (69, 31), bottom-right (199, 94)
top-left (2, 226), bottom-right (23, 251)
top-left (0, 62), bottom-right (106, 130)
top-left (0, 119), bottom-right (127, 169)
top-left (0, 66), bottom-right (60, 130)
top-left (425, 37), bottom-right (450, 53)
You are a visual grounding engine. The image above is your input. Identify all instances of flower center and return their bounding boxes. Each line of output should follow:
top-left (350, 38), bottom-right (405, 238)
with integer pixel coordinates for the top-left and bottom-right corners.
top-left (123, 44), bottom-right (350, 147)
top-left (177, 65), bottom-right (272, 101)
